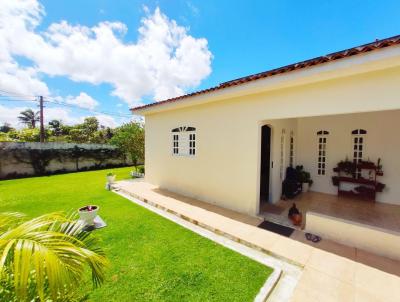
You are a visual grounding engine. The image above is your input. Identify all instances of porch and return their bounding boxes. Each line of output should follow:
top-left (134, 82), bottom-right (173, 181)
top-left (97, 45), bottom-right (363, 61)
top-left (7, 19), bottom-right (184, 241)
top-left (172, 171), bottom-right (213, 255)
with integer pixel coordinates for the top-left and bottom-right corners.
top-left (260, 191), bottom-right (400, 232)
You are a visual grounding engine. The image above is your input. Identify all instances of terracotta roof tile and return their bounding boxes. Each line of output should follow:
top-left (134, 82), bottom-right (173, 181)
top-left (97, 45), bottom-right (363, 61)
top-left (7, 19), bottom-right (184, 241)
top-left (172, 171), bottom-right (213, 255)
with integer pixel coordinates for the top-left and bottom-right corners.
top-left (131, 34), bottom-right (400, 112)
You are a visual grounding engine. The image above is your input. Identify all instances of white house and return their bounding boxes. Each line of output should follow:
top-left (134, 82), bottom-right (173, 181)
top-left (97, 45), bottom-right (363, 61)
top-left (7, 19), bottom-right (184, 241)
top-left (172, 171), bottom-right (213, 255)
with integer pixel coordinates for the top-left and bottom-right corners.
top-left (131, 35), bottom-right (400, 258)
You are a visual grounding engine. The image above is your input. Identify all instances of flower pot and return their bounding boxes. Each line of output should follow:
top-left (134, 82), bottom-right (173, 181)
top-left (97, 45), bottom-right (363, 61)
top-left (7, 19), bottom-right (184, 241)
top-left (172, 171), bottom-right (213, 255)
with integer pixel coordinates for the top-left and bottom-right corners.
top-left (302, 182), bottom-right (309, 192)
top-left (78, 205), bottom-right (99, 225)
top-left (106, 175), bottom-right (116, 184)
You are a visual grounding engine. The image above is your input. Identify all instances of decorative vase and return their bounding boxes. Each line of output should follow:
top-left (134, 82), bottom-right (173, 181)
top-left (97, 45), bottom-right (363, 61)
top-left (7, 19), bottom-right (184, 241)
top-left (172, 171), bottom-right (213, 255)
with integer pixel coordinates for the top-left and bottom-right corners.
top-left (78, 205), bottom-right (99, 225)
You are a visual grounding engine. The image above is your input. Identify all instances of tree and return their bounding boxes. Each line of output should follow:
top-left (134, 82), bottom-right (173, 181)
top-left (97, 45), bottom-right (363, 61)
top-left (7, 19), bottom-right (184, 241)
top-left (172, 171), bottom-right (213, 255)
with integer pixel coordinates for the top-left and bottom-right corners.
top-left (17, 128), bottom-right (41, 142)
top-left (110, 122), bottom-right (144, 169)
top-left (18, 109), bottom-right (40, 128)
top-left (0, 212), bottom-right (108, 301)
top-left (48, 119), bottom-right (62, 136)
top-left (82, 117), bottom-right (99, 136)
top-left (0, 123), bottom-right (14, 133)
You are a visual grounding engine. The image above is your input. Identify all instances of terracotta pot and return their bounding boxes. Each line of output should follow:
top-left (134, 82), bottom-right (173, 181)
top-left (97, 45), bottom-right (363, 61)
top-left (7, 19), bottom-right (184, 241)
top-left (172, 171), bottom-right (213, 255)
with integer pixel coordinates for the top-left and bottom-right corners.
top-left (291, 213), bottom-right (302, 226)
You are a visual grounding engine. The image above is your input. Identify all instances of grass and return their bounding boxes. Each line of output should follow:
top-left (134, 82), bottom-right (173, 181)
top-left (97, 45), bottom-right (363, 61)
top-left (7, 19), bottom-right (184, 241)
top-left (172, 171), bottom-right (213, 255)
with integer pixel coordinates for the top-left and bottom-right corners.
top-left (0, 167), bottom-right (273, 301)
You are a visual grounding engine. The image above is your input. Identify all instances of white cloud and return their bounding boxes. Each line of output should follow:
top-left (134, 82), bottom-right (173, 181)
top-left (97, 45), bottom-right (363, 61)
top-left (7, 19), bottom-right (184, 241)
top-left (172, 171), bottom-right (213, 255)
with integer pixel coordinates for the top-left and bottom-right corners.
top-left (0, 1), bottom-right (212, 105)
top-left (95, 114), bottom-right (119, 128)
top-left (66, 92), bottom-right (99, 110)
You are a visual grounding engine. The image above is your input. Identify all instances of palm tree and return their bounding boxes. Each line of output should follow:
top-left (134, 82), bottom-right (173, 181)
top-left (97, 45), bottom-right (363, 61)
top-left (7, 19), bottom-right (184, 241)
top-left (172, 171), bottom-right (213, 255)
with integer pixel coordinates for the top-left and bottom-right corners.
top-left (18, 109), bottom-right (40, 128)
top-left (0, 212), bottom-right (108, 301)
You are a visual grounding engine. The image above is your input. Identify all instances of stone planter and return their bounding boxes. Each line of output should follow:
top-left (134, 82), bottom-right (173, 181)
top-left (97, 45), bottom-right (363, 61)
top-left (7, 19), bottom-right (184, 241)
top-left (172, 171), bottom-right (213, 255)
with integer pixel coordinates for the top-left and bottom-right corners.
top-left (302, 182), bottom-right (309, 192)
top-left (78, 205), bottom-right (99, 225)
top-left (106, 175), bottom-right (116, 184)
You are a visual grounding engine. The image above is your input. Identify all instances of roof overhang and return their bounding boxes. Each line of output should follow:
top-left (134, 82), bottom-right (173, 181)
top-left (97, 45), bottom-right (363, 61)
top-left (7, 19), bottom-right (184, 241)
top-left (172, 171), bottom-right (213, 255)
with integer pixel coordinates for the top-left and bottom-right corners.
top-left (132, 40), bottom-right (400, 116)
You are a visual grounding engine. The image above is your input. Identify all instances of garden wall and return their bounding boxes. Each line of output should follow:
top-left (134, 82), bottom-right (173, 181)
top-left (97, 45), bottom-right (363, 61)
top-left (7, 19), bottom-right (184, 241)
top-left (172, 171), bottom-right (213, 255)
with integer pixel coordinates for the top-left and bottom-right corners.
top-left (0, 142), bottom-right (129, 179)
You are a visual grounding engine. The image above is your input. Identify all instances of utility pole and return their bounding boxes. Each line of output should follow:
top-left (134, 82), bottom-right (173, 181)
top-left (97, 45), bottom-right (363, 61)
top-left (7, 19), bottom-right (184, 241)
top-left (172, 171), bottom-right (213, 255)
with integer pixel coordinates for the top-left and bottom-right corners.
top-left (39, 96), bottom-right (45, 143)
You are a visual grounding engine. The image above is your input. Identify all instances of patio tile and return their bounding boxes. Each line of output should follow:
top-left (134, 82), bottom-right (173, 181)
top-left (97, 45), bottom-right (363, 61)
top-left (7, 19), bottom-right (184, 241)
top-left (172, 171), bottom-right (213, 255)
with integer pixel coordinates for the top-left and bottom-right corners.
top-left (356, 248), bottom-right (400, 276)
top-left (292, 267), bottom-right (354, 302)
top-left (306, 248), bottom-right (356, 283)
top-left (355, 262), bottom-right (400, 301)
top-left (269, 237), bottom-right (313, 265)
top-left (354, 287), bottom-right (394, 302)
top-left (291, 229), bottom-right (356, 260)
top-left (245, 228), bottom-right (282, 251)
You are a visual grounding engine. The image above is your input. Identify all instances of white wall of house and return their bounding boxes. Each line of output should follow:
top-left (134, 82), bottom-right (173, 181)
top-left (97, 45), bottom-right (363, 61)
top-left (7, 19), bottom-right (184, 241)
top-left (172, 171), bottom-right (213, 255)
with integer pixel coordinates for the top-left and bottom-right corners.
top-left (297, 110), bottom-right (400, 205)
top-left (145, 65), bottom-right (400, 215)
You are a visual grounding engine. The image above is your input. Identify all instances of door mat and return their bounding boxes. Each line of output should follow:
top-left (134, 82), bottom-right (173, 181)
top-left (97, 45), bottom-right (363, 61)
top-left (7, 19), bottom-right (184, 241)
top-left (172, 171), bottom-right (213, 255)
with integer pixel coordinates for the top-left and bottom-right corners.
top-left (257, 220), bottom-right (294, 237)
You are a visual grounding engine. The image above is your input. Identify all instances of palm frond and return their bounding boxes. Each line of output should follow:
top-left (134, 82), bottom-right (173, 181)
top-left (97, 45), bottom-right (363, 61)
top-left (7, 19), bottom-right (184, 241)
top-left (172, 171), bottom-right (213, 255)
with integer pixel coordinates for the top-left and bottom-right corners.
top-left (0, 212), bottom-right (108, 301)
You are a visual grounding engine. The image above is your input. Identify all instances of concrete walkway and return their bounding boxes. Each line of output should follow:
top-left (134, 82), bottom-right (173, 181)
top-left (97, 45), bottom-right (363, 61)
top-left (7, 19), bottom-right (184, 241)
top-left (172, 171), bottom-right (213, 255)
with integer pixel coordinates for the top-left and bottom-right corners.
top-left (114, 180), bottom-right (400, 302)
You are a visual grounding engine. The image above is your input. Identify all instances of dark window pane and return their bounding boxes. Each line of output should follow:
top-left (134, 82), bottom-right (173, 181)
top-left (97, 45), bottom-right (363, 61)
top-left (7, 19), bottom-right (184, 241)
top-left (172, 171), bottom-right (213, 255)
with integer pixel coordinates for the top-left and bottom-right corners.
top-left (354, 137), bottom-right (358, 143)
top-left (359, 145), bottom-right (362, 151)
top-left (359, 137), bottom-right (363, 143)
top-left (354, 152), bottom-right (357, 158)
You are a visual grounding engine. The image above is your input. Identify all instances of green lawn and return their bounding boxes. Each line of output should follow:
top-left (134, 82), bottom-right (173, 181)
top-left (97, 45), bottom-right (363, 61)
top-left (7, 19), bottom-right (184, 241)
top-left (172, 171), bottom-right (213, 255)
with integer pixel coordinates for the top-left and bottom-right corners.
top-left (0, 167), bottom-right (272, 301)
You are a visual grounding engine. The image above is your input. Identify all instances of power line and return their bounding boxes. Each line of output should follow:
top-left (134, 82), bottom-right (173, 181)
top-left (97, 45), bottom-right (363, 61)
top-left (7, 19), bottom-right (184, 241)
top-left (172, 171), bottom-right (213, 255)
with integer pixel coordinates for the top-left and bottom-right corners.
top-left (0, 98), bottom-right (38, 104)
top-left (45, 97), bottom-right (132, 118)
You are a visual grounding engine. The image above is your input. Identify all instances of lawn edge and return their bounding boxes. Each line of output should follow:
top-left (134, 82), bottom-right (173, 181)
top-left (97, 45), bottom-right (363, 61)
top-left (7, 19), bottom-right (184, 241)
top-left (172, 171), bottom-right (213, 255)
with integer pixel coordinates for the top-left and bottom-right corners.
top-left (113, 188), bottom-right (300, 301)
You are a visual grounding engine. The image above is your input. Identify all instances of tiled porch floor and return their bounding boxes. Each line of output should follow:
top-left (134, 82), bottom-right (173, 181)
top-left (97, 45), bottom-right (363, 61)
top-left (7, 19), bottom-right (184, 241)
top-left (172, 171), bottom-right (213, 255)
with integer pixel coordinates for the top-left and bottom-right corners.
top-left (260, 191), bottom-right (400, 232)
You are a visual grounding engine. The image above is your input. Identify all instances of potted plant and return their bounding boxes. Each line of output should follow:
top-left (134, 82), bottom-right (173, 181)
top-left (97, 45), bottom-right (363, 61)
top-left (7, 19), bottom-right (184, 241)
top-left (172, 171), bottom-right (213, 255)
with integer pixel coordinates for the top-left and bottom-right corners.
top-left (296, 165), bottom-right (313, 192)
top-left (106, 172), bottom-right (116, 184)
top-left (337, 159), bottom-right (356, 175)
top-left (78, 205), bottom-right (99, 225)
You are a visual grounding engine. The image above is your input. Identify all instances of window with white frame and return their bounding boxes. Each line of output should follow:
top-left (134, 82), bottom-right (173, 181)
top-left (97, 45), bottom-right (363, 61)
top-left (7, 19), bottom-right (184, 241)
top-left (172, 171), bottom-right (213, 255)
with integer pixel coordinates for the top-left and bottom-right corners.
top-left (173, 134), bottom-right (179, 154)
top-left (352, 129), bottom-right (367, 178)
top-left (189, 133), bottom-right (196, 155)
top-left (289, 130), bottom-right (295, 167)
top-left (171, 126), bottom-right (196, 156)
top-left (280, 129), bottom-right (286, 180)
top-left (317, 130), bottom-right (329, 175)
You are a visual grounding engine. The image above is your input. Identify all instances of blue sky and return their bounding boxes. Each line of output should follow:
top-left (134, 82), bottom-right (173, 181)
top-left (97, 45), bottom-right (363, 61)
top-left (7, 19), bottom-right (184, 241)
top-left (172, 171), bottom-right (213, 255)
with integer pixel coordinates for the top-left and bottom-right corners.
top-left (1, 0), bottom-right (400, 127)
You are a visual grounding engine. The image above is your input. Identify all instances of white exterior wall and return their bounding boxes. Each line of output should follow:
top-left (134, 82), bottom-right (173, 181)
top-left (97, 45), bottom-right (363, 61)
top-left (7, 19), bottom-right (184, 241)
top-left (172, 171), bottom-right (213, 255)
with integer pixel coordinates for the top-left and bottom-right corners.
top-left (297, 110), bottom-right (400, 204)
top-left (145, 66), bottom-right (400, 215)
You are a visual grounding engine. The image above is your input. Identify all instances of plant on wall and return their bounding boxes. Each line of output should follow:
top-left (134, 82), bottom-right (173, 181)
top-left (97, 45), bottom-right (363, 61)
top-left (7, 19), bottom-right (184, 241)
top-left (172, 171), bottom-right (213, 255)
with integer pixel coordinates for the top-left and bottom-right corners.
top-left (13, 149), bottom-right (62, 175)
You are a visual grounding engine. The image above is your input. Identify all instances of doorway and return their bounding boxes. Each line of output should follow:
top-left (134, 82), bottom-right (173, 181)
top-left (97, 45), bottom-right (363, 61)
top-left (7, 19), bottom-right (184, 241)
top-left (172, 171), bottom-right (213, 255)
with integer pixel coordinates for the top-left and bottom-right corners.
top-left (260, 125), bottom-right (271, 204)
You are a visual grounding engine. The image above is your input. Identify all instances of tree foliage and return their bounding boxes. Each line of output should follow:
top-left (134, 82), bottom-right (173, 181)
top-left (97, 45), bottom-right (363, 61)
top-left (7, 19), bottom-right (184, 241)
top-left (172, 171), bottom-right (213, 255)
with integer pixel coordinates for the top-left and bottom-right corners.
top-left (0, 123), bottom-right (14, 133)
top-left (110, 122), bottom-right (144, 167)
top-left (18, 109), bottom-right (40, 129)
